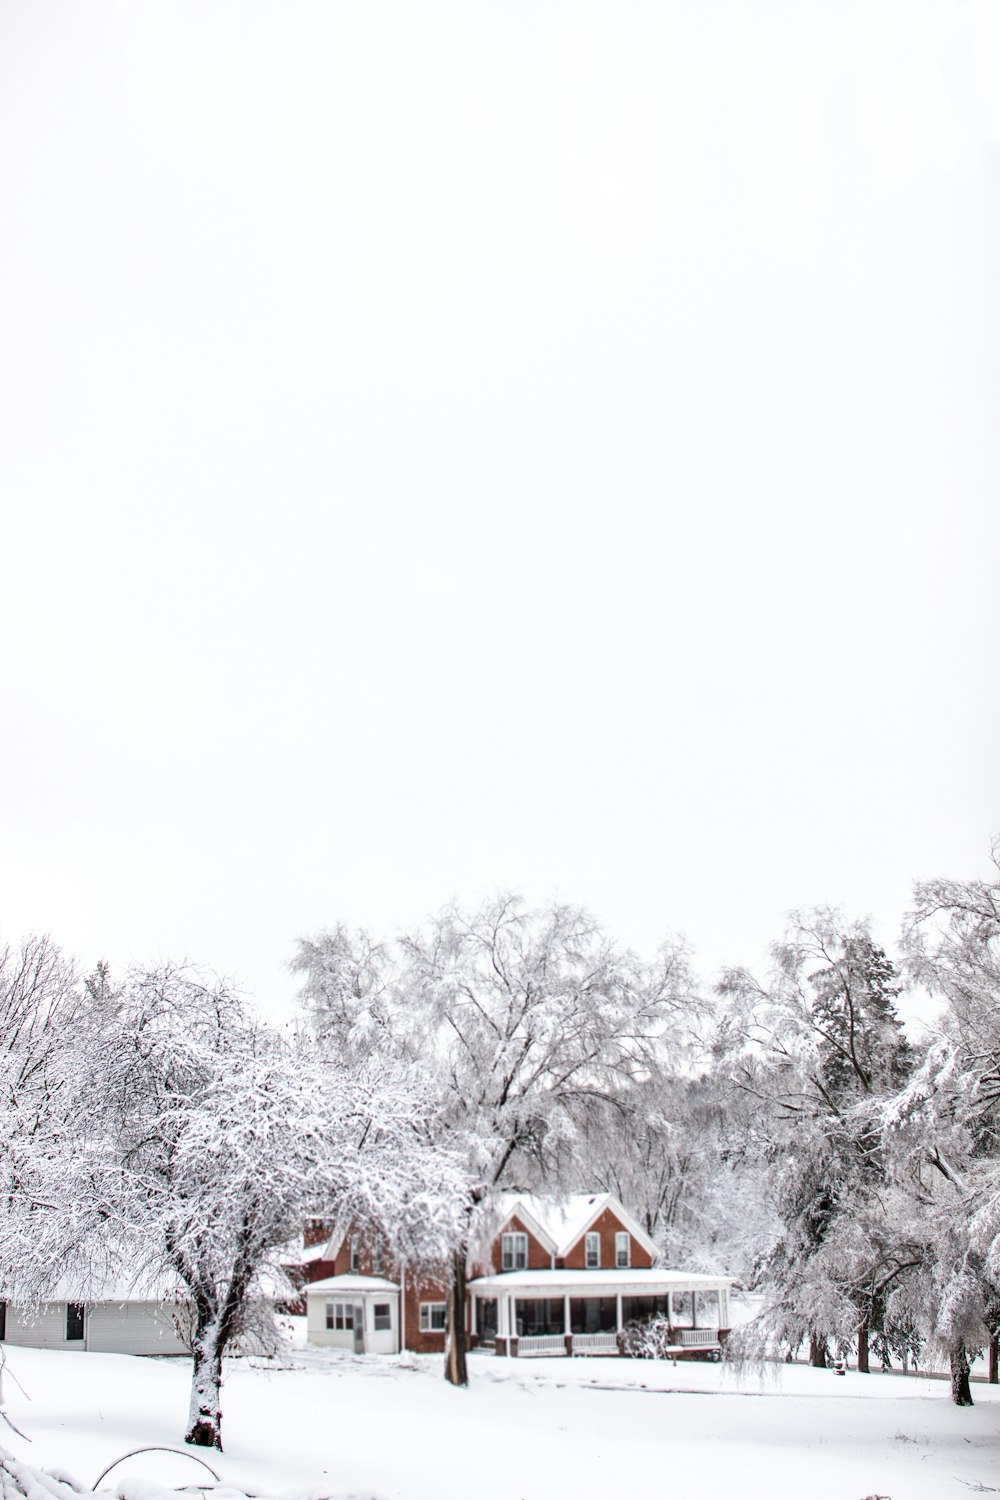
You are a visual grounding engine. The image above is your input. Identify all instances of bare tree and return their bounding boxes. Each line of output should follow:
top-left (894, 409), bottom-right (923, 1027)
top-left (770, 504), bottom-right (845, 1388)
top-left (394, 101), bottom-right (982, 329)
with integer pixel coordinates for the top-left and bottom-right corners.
top-left (881, 847), bottom-right (1000, 1403)
top-left (294, 895), bottom-right (698, 1385)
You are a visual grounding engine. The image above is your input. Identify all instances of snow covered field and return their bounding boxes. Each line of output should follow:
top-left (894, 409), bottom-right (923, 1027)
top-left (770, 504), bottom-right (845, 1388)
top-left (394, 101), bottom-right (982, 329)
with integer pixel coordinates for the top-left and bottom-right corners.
top-left (3, 1340), bottom-right (999, 1500)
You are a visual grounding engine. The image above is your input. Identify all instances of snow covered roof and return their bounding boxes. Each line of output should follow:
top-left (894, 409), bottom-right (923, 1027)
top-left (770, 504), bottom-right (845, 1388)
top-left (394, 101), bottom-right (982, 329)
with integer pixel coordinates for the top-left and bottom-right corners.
top-left (306, 1274), bottom-right (400, 1294)
top-left (276, 1233), bottom-right (335, 1268)
top-left (469, 1268), bottom-right (731, 1295)
top-left (287, 1240), bottom-right (332, 1265)
top-left (493, 1192), bottom-right (658, 1260)
top-left (4, 1255), bottom-right (292, 1307)
top-left (7, 1271), bottom-right (186, 1304)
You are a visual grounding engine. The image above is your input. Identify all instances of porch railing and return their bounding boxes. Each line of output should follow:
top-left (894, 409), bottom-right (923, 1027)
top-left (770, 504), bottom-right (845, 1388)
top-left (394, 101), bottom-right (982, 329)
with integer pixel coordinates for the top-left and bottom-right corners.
top-left (573, 1333), bottom-right (618, 1355)
top-left (675, 1329), bottom-right (719, 1347)
top-left (517, 1335), bottom-right (568, 1356)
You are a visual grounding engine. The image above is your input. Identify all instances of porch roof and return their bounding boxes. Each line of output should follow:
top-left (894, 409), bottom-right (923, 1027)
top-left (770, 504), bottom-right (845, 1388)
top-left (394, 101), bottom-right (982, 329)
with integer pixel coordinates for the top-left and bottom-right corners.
top-left (306, 1274), bottom-right (400, 1295)
top-left (469, 1269), bottom-right (731, 1297)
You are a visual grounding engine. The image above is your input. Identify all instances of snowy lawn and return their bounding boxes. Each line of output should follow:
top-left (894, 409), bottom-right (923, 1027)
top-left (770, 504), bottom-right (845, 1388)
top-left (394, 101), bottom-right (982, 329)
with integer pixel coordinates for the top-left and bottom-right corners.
top-left (2, 1340), bottom-right (999, 1500)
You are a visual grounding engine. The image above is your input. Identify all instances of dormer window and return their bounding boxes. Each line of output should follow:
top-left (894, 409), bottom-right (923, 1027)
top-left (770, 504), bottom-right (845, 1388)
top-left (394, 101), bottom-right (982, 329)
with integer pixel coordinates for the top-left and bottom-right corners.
top-left (585, 1232), bottom-right (600, 1268)
top-left (501, 1231), bottom-right (528, 1270)
top-left (615, 1232), bottom-right (631, 1268)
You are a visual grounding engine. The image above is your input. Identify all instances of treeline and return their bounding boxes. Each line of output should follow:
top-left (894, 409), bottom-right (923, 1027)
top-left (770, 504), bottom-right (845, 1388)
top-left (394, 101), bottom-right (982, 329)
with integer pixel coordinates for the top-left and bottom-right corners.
top-left (0, 843), bottom-right (998, 1447)
top-left (291, 864), bottom-right (1000, 1405)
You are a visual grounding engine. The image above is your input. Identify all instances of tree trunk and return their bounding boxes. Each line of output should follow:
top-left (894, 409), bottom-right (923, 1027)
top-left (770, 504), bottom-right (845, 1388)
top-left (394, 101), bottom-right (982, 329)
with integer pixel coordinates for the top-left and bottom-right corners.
top-left (950, 1344), bottom-right (974, 1407)
top-left (989, 1331), bottom-right (998, 1385)
top-left (444, 1245), bottom-right (468, 1387)
top-left (809, 1332), bottom-right (828, 1368)
top-left (186, 1323), bottom-right (225, 1448)
top-left (857, 1318), bottom-right (869, 1374)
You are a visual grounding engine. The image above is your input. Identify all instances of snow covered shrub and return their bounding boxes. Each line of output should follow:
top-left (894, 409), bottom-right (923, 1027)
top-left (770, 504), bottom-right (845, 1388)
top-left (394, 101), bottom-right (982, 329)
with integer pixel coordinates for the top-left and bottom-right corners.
top-left (617, 1316), bottom-right (673, 1359)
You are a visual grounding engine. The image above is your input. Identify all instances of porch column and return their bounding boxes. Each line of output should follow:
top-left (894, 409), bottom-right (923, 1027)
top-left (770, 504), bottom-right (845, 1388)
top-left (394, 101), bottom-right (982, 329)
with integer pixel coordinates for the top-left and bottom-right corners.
top-left (563, 1293), bottom-right (572, 1356)
top-left (615, 1294), bottom-right (623, 1333)
top-left (495, 1294), bottom-right (507, 1357)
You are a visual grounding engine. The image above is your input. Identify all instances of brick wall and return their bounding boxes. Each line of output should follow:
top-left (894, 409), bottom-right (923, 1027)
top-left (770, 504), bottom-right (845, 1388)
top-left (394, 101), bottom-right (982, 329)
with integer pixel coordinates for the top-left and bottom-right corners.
top-left (402, 1269), bottom-right (450, 1353)
top-left (485, 1215), bottom-right (552, 1273)
top-left (331, 1229), bottom-right (399, 1280)
top-left (303, 1217), bottom-right (334, 1249)
top-left (559, 1207), bottom-right (651, 1270)
top-left (327, 1226), bottom-right (451, 1352)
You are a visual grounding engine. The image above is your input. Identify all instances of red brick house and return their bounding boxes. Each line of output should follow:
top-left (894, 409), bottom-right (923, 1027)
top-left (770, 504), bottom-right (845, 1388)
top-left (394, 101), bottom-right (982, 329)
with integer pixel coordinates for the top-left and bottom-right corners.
top-left (305, 1192), bottom-right (731, 1358)
top-left (280, 1218), bottom-right (339, 1314)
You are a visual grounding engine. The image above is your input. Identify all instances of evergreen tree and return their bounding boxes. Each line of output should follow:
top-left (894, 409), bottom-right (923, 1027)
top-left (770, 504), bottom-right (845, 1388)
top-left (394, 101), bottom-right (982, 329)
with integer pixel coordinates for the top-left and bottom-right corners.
top-left (720, 910), bottom-right (918, 1371)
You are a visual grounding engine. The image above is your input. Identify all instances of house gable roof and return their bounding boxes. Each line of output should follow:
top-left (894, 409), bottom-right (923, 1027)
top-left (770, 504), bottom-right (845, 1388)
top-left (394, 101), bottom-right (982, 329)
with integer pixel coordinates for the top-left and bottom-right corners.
top-left (491, 1195), bottom-right (558, 1255)
top-left (497, 1192), bottom-right (658, 1261)
top-left (319, 1191), bottom-right (658, 1265)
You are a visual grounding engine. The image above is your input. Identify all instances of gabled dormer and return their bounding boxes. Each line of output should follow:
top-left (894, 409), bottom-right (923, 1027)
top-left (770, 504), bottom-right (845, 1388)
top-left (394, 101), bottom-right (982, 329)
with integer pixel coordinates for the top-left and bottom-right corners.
top-left (551, 1193), bottom-right (656, 1271)
top-left (484, 1197), bottom-right (557, 1274)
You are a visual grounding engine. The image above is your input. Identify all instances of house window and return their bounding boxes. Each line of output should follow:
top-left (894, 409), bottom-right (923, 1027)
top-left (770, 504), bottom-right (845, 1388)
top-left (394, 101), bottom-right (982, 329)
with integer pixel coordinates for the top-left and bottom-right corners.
top-left (419, 1303), bottom-right (447, 1332)
top-left (585, 1232), bottom-right (600, 1268)
top-left (373, 1238), bottom-right (384, 1276)
top-left (66, 1303), bottom-right (85, 1341)
top-left (373, 1302), bottom-right (391, 1331)
top-left (350, 1235), bottom-right (360, 1273)
top-left (615, 1232), bottom-right (631, 1268)
top-left (0, 1301), bottom-right (6, 1341)
top-left (325, 1301), bottom-right (355, 1331)
top-left (501, 1232), bottom-right (528, 1270)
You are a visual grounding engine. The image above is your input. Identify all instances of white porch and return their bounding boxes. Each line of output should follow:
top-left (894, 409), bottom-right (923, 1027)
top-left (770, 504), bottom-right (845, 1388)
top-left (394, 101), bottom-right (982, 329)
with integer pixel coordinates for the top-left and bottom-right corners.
top-left (468, 1268), bottom-right (731, 1358)
top-left (306, 1274), bottom-right (400, 1355)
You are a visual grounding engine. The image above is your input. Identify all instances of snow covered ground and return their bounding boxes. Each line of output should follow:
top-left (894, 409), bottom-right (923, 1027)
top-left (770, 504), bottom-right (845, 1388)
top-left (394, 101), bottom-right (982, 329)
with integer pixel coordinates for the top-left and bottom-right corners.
top-left (2, 1336), bottom-right (999, 1500)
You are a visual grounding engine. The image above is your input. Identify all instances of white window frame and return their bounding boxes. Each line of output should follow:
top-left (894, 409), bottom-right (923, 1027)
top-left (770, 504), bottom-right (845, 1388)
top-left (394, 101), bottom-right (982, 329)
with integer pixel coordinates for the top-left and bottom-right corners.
top-left (325, 1301), bottom-right (355, 1331)
top-left (615, 1231), bottom-right (631, 1268)
top-left (350, 1234), bottom-right (360, 1273)
top-left (585, 1231), bottom-right (601, 1268)
top-left (373, 1238), bottom-right (384, 1276)
top-left (419, 1302), bottom-right (448, 1333)
top-left (501, 1231), bottom-right (528, 1271)
top-left (373, 1302), bottom-right (392, 1331)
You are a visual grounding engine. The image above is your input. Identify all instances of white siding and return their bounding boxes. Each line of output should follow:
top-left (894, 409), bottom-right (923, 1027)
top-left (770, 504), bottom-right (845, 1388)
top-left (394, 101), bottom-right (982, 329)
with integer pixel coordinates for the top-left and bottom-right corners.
top-left (86, 1302), bottom-right (189, 1356)
top-left (306, 1295), bottom-right (353, 1349)
top-left (6, 1303), bottom-right (74, 1350)
top-left (306, 1293), bottom-right (398, 1354)
top-left (6, 1301), bottom-right (189, 1356)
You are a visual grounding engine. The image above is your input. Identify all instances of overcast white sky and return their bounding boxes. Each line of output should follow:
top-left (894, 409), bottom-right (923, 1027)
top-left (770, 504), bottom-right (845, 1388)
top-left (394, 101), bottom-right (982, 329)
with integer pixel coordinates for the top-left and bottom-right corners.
top-left (1, 0), bottom-right (998, 1015)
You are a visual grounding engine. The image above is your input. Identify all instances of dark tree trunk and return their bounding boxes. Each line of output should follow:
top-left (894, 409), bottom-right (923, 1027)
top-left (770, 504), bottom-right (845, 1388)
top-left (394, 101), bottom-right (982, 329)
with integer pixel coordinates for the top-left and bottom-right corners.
top-left (989, 1331), bottom-right (998, 1385)
top-left (950, 1344), bottom-right (974, 1407)
top-left (857, 1318), bottom-right (870, 1374)
top-left (809, 1332), bottom-right (828, 1368)
top-left (445, 1246), bottom-right (468, 1387)
top-left (186, 1323), bottom-right (224, 1448)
